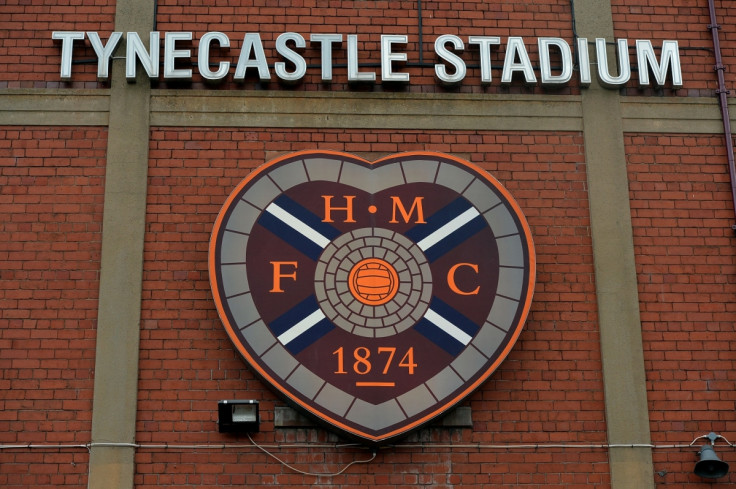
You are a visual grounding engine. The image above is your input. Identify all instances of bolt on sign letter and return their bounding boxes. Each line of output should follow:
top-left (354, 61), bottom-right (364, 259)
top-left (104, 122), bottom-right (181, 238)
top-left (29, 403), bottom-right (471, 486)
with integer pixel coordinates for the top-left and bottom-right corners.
top-left (209, 151), bottom-right (536, 444)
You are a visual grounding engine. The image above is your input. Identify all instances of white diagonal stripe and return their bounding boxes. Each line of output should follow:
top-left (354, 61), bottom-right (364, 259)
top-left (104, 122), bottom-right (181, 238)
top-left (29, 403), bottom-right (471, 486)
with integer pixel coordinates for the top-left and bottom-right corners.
top-left (266, 202), bottom-right (331, 249)
top-left (416, 207), bottom-right (480, 251)
top-left (424, 308), bottom-right (473, 345)
top-left (277, 309), bottom-right (326, 345)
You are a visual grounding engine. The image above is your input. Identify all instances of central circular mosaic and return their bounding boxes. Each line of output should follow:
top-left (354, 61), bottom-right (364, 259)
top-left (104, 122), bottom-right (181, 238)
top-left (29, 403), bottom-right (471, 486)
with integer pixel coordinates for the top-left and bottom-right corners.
top-left (314, 227), bottom-right (432, 338)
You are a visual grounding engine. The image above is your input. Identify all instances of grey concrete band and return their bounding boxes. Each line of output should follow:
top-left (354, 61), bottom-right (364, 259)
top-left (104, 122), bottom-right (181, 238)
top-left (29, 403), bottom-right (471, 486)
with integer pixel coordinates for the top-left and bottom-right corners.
top-left (0, 88), bottom-right (728, 134)
top-left (86, 2), bottom-right (155, 489)
top-left (572, 1), bottom-right (655, 489)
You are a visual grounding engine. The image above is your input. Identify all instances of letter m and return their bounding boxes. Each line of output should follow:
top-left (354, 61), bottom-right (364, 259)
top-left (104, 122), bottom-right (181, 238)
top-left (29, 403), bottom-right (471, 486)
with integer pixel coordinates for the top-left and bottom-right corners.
top-left (636, 40), bottom-right (682, 88)
top-left (389, 196), bottom-right (426, 224)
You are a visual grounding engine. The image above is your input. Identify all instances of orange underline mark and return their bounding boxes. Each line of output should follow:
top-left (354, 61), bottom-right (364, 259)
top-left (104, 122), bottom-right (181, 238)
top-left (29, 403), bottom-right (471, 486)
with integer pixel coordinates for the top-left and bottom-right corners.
top-left (355, 382), bottom-right (396, 387)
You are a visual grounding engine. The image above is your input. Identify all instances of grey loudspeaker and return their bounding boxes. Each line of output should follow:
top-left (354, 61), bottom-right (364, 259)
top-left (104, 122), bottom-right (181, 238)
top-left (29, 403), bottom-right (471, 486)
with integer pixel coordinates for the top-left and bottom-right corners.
top-left (694, 444), bottom-right (729, 479)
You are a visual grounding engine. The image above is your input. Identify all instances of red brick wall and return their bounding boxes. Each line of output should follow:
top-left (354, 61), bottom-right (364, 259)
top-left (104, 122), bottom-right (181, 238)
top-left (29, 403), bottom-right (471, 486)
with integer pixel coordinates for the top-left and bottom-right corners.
top-left (718, 1), bottom-right (736, 92)
top-left (137, 128), bottom-right (608, 488)
top-left (628, 133), bottom-right (736, 486)
top-left (611, 0), bottom-right (736, 96)
top-left (0, 127), bottom-right (107, 488)
top-left (3, 2), bottom-right (736, 488)
top-left (0, 1), bottom-right (115, 88)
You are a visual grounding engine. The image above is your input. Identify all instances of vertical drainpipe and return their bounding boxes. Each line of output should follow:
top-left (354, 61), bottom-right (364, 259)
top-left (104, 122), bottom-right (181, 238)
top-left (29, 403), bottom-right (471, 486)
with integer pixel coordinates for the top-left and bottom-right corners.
top-left (707, 0), bottom-right (736, 231)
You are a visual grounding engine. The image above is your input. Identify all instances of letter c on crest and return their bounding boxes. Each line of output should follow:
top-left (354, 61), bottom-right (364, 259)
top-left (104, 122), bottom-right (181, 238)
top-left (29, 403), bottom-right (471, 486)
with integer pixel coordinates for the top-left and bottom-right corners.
top-left (447, 262), bottom-right (480, 295)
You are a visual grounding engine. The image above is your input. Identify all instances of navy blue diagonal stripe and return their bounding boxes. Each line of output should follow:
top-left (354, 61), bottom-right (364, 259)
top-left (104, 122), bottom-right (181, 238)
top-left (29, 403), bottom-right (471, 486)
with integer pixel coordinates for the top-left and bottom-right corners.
top-left (422, 214), bottom-right (485, 262)
top-left (257, 194), bottom-right (341, 260)
top-left (405, 197), bottom-right (474, 243)
top-left (429, 296), bottom-right (481, 339)
top-left (258, 211), bottom-right (324, 260)
top-left (269, 295), bottom-right (321, 337)
top-left (283, 318), bottom-right (333, 354)
top-left (272, 194), bottom-right (341, 241)
top-left (268, 295), bottom-right (335, 354)
top-left (414, 317), bottom-right (465, 356)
